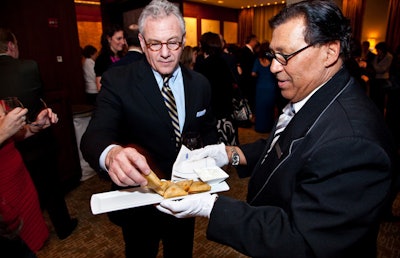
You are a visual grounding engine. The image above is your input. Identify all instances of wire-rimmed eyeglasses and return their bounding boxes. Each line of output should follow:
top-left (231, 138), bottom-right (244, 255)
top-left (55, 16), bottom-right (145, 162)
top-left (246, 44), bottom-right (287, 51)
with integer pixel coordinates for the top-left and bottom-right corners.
top-left (266, 44), bottom-right (313, 66)
top-left (143, 36), bottom-right (183, 52)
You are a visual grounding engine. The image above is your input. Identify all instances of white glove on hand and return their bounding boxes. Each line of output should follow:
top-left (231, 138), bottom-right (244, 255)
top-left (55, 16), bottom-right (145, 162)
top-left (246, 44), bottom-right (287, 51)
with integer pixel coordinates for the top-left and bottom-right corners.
top-left (189, 143), bottom-right (229, 167)
top-left (156, 193), bottom-right (218, 218)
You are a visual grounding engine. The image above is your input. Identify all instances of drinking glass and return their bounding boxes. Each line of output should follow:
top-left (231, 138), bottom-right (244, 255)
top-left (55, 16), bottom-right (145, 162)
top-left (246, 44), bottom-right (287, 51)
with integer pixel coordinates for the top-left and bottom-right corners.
top-left (0, 97), bottom-right (24, 113)
top-left (181, 132), bottom-right (203, 150)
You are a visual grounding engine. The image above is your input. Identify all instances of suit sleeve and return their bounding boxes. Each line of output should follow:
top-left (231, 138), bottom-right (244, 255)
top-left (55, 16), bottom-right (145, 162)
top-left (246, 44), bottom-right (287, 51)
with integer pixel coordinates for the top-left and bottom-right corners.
top-left (207, 137), bottom-right (391, 258)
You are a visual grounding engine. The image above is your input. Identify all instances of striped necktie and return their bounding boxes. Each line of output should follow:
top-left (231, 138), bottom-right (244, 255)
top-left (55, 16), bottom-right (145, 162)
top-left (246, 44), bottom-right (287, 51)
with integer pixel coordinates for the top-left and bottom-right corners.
top-left (161, 75), bottom-right (181, 149)
top-left (267, 103), bottom-right (295, 154)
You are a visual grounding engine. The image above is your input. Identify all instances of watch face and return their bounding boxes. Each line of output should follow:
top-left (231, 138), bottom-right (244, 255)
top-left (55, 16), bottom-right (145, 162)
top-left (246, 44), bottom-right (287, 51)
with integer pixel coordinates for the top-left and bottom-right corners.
top-left (232, 152), bottom-right (240, 166)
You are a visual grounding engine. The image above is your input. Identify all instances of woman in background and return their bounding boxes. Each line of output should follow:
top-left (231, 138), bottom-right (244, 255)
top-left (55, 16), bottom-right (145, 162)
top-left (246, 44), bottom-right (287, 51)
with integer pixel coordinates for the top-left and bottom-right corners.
top-left (0, 103), bottom-right (58, 255)
top-left (82, 45), bottom-right (98, 105)
top-left (180, 46), bottom-right (197, 70)
top-left (251, 41), bottom-right (278, 133)
top-left (94, 24), bottom-right (125, 91)
top-left (195, 32), bottom-right (237, 145)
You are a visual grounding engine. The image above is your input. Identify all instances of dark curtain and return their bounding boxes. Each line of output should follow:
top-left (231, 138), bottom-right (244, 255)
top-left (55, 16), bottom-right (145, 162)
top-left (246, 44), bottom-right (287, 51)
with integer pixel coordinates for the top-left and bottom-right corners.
top-left (386, 0), bottom-right (400, 52)
top-left (238, 8), bottom-right (254, 46)
top-left (342, 0), bottom-right (366, 42)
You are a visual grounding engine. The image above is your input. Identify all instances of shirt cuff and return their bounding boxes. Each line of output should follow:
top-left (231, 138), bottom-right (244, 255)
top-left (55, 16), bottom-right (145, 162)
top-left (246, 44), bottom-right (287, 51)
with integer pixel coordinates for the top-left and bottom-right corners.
top-left (100, 144), bottom-right (119, 172)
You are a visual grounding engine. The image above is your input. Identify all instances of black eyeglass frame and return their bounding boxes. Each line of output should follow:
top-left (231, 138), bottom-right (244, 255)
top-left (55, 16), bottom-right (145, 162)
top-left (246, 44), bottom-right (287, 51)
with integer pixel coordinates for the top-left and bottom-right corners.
top-left (267, 44), bottom-right (313, 66)
top-left (142, 36), bottom-right (184, 52)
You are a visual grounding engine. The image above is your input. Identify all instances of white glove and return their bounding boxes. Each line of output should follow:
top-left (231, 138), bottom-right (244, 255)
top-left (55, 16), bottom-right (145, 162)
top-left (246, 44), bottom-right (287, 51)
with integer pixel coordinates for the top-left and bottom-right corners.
top-left (189, 143), bottom-right (229, 167)
top-left (156, 193), bottom-right (218, 218)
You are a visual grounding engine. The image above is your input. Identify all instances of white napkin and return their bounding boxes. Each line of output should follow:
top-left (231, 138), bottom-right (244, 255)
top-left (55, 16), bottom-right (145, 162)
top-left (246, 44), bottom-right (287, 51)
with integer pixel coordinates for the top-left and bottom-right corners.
top-left (171, 145), bottom-right (216, 181)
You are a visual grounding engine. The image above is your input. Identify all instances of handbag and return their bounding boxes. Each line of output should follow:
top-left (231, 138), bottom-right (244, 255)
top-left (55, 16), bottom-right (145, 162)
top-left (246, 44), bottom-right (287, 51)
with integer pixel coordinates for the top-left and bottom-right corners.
top-left (232, 86), bottom-right (252, 122)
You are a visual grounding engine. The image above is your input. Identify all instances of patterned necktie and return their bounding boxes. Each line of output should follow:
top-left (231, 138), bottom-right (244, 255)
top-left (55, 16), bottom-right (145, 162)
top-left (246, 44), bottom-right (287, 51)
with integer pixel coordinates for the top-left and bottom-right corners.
top-left (161, 75), bottom-right (181, 149)
top-left (267, 102), bottom-right (296, 154)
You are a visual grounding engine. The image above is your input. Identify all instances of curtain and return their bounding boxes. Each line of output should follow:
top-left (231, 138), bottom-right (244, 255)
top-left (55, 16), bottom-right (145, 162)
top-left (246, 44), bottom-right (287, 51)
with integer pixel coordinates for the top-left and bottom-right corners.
top-left (342, 0), bottom-right (366, 41)
top-left (386, 0), bottom-right (400, 52)
top-left (238, 8), bottom-right (254, 46)
top-left (252, 5), bottom-right (285, 44)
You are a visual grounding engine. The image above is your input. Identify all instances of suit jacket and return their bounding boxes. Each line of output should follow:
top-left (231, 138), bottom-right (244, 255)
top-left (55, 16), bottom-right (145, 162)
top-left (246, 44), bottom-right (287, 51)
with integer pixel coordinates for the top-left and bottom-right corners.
top-left (81, 58), bottom-right (218, 180)
top-left (207, 68), bottom-right (394, 258)
top-left (0, 55), bottom-right (54, 160)
top-left (111, 50), bottom-right (143, 67)
top-left (0, 55), bottom-right (43, 122)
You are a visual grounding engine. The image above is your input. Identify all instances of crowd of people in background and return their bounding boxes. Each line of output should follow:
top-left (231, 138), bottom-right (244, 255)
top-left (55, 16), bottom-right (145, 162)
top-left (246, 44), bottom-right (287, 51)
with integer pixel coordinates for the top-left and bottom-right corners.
top-left (81, 22), bottom-right (400, 151)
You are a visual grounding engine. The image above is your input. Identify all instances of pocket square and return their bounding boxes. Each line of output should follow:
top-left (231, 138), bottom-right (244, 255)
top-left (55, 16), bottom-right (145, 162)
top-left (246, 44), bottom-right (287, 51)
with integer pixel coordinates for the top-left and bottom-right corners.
top-left (196, 109), bottom-right (206, 117)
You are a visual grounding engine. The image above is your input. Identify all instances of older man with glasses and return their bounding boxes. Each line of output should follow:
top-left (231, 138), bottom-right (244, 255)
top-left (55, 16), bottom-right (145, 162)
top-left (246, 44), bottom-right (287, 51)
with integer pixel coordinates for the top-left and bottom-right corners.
top-left (156, 0), bottom-right (397, 257)
top-left (80, 0), bottom-right (218, 257)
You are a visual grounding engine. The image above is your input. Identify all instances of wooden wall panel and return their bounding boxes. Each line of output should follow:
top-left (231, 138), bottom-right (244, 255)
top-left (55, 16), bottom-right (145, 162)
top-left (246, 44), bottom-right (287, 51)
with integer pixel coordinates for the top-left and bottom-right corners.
top-left (1, 0), bottom-right (84, 192)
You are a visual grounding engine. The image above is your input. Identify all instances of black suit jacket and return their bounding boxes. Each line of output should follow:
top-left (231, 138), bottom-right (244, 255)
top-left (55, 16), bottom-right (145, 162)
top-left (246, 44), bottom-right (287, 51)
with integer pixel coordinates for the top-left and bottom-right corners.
top-left (81, 58), bottom-right (218, 180)
top-left (111, 50), bottom-right (143, 68)
top-left (207, 68), bottom-right (395, 258)
top-left (0, 55), bottom-right (43, 122)
top-left (0, 55), bottom-right (54, 160)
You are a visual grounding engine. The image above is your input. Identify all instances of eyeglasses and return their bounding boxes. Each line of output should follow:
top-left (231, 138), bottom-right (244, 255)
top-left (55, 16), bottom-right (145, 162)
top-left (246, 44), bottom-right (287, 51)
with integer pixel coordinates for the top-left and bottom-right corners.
top-left (266, 44), bottom-right (313, 66)
top-left (143, 37), bottom-right (183, 52)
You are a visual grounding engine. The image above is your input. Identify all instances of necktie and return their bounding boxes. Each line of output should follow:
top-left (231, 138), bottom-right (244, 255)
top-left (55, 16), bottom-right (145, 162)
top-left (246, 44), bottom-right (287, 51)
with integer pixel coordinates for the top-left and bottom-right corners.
top-left (267, 103), bottom-right (296, 154)
top-left (161, 75), bottom-right (181, 149)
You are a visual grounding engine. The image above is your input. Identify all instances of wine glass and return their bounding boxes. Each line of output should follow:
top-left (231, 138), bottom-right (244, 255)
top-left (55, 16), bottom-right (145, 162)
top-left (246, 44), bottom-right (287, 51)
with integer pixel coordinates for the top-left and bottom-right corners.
top-left (181, 132), bottom-right (203, 150)
top-left (0, 97), bottom-right (24, 114)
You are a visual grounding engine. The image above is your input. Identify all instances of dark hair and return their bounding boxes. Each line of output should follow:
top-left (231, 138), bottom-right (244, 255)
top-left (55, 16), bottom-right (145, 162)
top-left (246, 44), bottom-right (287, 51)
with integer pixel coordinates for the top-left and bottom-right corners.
top-left (82, 45), bottom-right (97, 58)
top-left (245, 34), bottom-right (257, 44)
top-left (125, 28), bottom-right (140, 47)
top-left (200, 32), bottom-right (222, 56)
top-left (258, 41), bottom-right (271, 59)
top-left (0, 28), bottom-right (16, 53)
top-left (269, 0), bottom-right (352, 60)
top-left (99, 24), bottom-right (125, 57)
top-left (375, 42), bottom-right (388, 53)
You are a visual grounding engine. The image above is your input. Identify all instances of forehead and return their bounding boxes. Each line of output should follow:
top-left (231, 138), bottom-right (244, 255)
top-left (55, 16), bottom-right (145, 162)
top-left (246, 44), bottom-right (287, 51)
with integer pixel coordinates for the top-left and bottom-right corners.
top-left (270, 17), bottom-right (306, 51)
top-left (143, 15), bottom-right (183, 40)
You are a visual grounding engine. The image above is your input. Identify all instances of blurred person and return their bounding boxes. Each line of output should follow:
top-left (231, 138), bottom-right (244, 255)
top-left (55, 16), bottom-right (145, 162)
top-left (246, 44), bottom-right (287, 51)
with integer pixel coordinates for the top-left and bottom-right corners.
top-left (195, 32), bottom-right (237, 145)
top-left (237, 34), bottom-right (259, 116)
top-left (370, 42), bottom-right (393, 113)
top-left (180, 45), bottom-right (197, 70)
top-left (251, 41), bottom-right (278, 133)
top-left (156, 1), bottom-right (397, 257)
top-left (0, 93), bottom-right (59, 254)
top-left (112, 24), bottom-right (143, 67)
top-left (80, 0), bottom-right (218, 257)
top-left (94, 24), bottom-right (125, 91)
top-left (82, 44), bottom-right (98, 105)
top-left (0, 28), bottom-right (77, 240)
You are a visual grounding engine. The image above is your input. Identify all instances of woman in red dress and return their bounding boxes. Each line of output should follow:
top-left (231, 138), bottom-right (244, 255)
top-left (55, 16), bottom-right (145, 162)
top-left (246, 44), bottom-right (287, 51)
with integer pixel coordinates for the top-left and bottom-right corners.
top-left (0, 103), bottom-right (58, 254)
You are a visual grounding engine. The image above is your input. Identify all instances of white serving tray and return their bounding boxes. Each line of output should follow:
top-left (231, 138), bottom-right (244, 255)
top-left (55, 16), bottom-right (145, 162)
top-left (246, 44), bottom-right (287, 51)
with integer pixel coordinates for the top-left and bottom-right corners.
top-left (90, 181), bottom-right (229, 215)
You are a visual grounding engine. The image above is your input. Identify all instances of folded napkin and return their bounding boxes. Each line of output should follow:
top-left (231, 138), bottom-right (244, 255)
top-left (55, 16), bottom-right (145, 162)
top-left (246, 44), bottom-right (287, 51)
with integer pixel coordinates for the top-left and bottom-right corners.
top-left (171, 145), bottom-right (216, 181)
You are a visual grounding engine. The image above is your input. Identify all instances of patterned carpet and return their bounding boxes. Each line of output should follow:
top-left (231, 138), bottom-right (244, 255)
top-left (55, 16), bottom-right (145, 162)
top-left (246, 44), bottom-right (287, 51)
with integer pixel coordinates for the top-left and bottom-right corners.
top-left (36, 127), bottom-right (400, 258)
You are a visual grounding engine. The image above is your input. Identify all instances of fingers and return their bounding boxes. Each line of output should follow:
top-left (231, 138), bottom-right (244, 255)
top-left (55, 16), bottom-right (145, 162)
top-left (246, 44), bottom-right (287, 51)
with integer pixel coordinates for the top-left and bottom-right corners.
top-left (107, 147), bottom-right (151, 187)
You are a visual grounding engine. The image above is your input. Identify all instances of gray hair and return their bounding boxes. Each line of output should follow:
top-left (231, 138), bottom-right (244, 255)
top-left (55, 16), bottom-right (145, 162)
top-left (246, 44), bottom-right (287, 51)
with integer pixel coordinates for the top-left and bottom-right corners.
top-left (138, 0), bottom-right (185, 37)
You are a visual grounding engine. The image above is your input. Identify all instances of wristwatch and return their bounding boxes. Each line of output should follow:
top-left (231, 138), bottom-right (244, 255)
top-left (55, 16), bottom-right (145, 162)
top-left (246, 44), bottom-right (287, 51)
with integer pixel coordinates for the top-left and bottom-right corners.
top-left (231, 147), bottom-right (240, 166)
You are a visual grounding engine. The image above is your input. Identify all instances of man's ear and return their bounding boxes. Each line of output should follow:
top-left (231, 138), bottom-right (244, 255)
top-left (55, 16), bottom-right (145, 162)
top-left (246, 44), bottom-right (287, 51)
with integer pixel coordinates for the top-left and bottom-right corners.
top-left (324, 40), bottom-right (341, 67)
top-left (7, 41), bottom-right (14, 52)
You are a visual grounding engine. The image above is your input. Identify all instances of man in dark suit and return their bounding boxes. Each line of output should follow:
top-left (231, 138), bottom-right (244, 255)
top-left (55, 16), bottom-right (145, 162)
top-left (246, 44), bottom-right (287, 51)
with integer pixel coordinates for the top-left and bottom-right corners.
top-left (237, 33), bottom-right (259, 117)
top-left (80, 0), bottom-right (217, 257)
top-left (0, 28), bottom-right (77, 240)
top-left (156, 1), bottom-right (397, 257)
top-left (111, 24), bottom-right (143, 67)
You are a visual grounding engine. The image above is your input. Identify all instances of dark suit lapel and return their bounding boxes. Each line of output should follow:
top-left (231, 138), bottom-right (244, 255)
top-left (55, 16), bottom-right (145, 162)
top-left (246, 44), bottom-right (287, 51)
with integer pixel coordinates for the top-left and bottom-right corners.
top-left (248, 68), bottom-right (353, 204)
top-left (181, 65), bottom-right (196, 130)
top-left (133, 59), bottom-right (174, 129)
